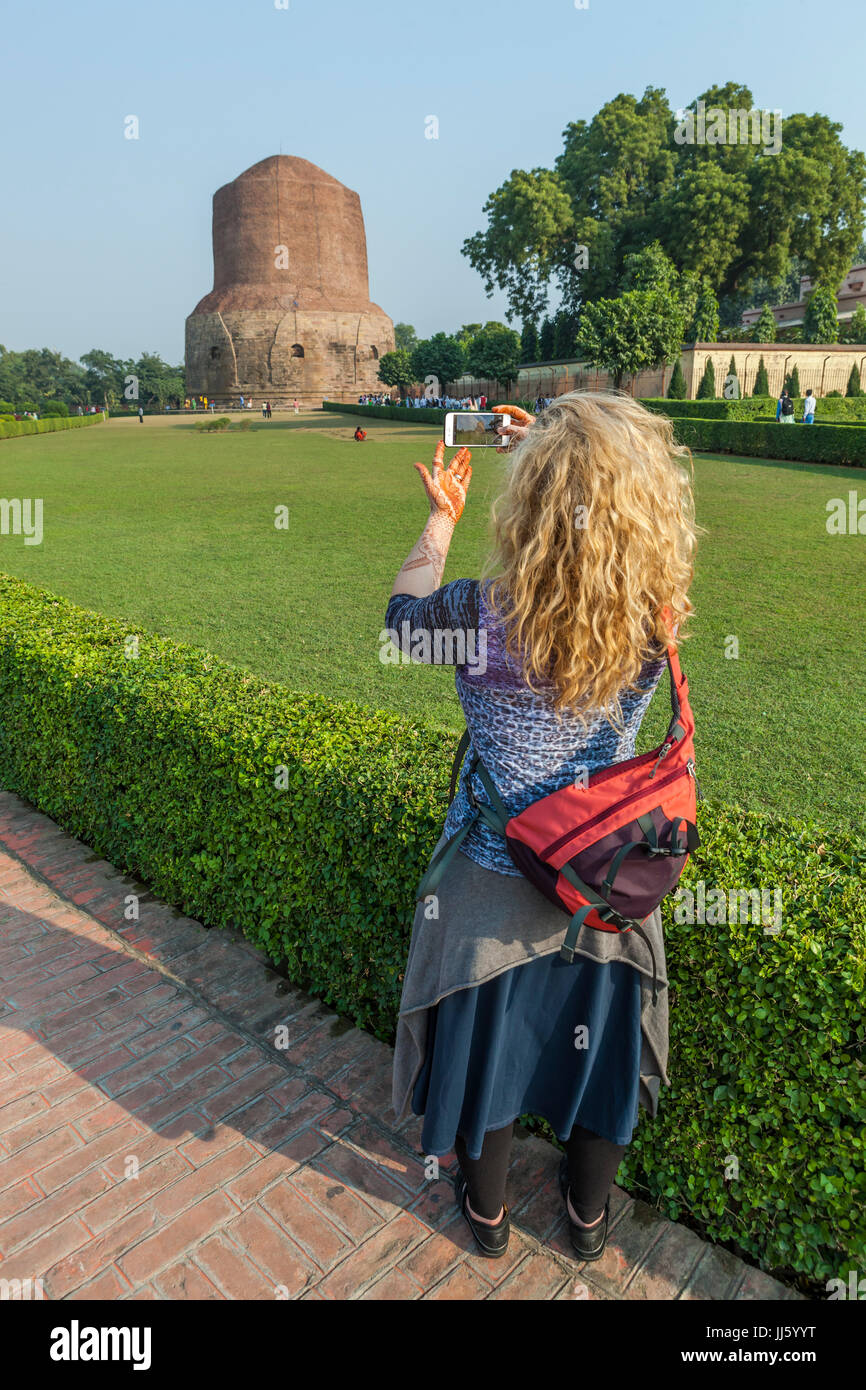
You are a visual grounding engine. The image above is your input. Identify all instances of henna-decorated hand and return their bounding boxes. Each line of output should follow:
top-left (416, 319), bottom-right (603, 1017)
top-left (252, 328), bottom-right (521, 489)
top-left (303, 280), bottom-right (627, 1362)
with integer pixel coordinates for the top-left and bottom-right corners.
top-left (413, 440), bottom-right (472, 524)
top-left (491, 404), bottom-right (535, 454)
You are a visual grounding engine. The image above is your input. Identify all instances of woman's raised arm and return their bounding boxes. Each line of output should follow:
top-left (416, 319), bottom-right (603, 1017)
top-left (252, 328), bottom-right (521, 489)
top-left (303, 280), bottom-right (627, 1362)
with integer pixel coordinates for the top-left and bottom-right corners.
top-left (390, 440), bottom-right (472, 599)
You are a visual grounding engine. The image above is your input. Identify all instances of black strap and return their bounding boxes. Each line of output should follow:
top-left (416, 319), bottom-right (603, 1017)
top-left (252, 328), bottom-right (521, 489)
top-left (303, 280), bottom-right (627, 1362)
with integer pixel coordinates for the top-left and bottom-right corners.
top-left (559, 904), bottom-right (595, 964)
top-left (601, 813), bottom-right (697, 897)
top-left (665, 653), bottom-right (681, 724)
top-left (601, 839), bottom-right (653, 896)
top-left (559, 863), bottom-right (659, 1005)
top-left (417, 810), bottom-right (478, 901)
top-left (448, 729), bottom-right (471, 804)
top-left (469, 757), bottom-right (511, 827)
top-left (559, 862), bottom-right (635, 933)
top-left (629, 921), bottom-right (660, 1007)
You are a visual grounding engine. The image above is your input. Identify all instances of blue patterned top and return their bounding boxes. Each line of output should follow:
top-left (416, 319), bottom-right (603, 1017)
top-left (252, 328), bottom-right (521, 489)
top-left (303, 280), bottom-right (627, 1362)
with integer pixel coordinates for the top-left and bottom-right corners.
top-left (385, 580), bottom-right (668, 876)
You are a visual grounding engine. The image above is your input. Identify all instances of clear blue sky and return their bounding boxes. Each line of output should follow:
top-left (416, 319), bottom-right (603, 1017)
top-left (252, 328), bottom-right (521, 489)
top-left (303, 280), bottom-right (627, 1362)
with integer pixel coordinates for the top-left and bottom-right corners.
top-left (2, 0), bottom-right (863, 364)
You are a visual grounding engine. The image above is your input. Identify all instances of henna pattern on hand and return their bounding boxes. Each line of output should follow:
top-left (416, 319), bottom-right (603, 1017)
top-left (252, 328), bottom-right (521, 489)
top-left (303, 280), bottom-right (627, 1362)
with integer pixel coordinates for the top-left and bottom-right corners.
top-left (397, 512), bottom-right (455, 588)
top-left (392, 442), bottom-right (472, 593)
top-left (414, 441), bottom-right (472, 524)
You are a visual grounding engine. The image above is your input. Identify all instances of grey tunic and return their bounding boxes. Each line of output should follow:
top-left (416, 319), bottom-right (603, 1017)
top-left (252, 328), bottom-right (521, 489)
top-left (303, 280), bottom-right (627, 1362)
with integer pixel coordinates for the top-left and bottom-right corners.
top-left (390, 831), bottom-right (669, 1133)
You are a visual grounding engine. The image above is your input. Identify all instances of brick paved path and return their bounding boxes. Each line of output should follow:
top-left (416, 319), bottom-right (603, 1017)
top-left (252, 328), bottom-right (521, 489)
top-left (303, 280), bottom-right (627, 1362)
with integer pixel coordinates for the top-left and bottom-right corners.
top-left (0, 791), bottom-right (800, 1301)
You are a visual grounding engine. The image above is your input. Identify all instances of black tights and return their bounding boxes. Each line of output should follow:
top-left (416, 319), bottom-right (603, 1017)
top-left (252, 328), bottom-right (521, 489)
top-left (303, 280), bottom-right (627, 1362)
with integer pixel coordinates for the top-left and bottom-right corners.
top-left (454, 1121), bottom-right (626, 1223)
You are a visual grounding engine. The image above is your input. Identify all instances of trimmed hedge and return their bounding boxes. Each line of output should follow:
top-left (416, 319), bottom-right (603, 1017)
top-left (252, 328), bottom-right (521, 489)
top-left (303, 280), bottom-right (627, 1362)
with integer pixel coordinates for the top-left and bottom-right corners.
top-left (645, 396), bottom-right (866, 423)
top-left (644, 399), bottom-right (733, 420)
top-left (323, 401), bottom-right (447, 425)
top-left (327, 400), bottom-right (866, 465)
top-left (671, 417), bottom-right (866, 466)
top-left (0, 413), bottom-right (106, 441)
top-left (0, 572), bottom-right (863, 1288)
top-left (322, 400), bottom-right (528, 426)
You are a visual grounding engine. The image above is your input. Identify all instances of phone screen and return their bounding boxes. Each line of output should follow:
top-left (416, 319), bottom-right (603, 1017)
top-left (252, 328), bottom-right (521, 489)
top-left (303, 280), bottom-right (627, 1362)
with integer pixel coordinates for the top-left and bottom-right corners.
top-left (446, 412), bottom-right (508, 447)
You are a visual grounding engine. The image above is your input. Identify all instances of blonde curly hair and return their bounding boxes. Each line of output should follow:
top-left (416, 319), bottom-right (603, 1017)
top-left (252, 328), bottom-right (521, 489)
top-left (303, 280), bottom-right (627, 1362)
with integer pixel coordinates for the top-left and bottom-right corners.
top-left (482, 390), bottom-right (700, 730)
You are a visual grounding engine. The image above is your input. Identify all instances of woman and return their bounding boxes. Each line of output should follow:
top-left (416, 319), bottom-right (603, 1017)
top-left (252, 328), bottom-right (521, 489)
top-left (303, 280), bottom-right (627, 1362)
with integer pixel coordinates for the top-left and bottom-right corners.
top-left (388, 391), bottom-right (698, 1260)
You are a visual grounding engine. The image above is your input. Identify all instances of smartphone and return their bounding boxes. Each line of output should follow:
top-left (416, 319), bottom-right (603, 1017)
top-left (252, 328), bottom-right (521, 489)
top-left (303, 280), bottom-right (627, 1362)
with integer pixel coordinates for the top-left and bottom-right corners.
top-left (443, 411), bottom-right (511, 448)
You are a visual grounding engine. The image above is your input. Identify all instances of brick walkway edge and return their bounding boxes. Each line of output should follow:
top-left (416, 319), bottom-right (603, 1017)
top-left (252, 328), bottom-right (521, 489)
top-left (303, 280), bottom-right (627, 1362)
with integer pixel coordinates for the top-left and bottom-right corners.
top-left (0, 790), bottom-right (802, 1301)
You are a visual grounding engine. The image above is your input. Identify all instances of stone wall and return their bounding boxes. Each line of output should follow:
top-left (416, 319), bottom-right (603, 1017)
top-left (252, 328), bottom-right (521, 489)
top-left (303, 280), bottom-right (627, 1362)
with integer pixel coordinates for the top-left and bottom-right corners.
top-left (491, 342), bottom-right (866, 401)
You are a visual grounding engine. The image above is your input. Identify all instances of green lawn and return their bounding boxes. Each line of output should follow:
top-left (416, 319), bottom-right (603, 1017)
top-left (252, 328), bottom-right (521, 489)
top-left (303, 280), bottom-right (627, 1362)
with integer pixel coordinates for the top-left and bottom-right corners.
top-left (1, 412), bottom-right (863, 832)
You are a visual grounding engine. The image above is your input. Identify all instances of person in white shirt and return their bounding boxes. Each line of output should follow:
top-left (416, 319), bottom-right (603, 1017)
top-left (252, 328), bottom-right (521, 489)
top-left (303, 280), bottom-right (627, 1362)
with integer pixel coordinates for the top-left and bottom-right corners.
top-left (803, 390), bottom-right (816, 424)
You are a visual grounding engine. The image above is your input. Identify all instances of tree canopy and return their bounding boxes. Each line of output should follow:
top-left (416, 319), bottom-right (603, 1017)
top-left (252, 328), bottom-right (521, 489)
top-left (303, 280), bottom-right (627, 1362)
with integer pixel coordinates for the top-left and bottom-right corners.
top-left (377, 349), bottom-right (415, 390)
top-left (410, 333), bottom-right (465, 392)
top-left (0, 345), bottom-right (185, 409)
top-left (463, 82), bottom-right (866, 330)
top-left (464, 322), bottom-right (521, 387)
top-left (575, 244), bottom-right (692, 386)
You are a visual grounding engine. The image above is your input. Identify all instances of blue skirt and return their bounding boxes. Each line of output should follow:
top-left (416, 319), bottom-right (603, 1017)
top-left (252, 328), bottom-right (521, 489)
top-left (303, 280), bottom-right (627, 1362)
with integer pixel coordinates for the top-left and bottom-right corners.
top-left (411, 951), bottom-right (643, 1160)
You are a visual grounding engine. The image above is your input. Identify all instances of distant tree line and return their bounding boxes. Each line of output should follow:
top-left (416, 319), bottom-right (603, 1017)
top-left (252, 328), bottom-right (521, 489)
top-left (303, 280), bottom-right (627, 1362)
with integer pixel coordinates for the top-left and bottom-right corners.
top-left (378, 320), bottom-right (522, 393)
top-left (0, 345), bottom-right (185, 411)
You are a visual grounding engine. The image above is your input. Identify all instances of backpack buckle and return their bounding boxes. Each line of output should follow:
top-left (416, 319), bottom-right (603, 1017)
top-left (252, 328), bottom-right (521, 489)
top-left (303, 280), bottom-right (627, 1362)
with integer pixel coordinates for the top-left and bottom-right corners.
top-left (597, 905), bottom-right (635, 933)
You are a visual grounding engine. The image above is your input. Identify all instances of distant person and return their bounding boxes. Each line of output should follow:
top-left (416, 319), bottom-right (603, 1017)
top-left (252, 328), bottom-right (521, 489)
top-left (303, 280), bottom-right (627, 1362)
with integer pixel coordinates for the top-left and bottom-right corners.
top-left (266, 400), bottom-right (272, 419)
top-left (803, 389), bottom-right (816, 424)
top-left (776, 389), bottom-right (795, 423)
top-left (293, 398), bottom-right (300, 414)
top-left (240, 394), bottom-right (245, 409)
top-left (354, 425), bottom-right (367, 441)
top-left (261, 401), bottom-right (267, 418)
top-left (138, 405), bottom-right (144, 424)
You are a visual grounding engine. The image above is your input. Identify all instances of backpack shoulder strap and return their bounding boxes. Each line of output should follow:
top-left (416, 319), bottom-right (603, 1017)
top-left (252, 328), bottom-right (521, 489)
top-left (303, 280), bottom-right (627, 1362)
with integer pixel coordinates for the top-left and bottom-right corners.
top-left (448, 729), bottom-right (471, 804)
top-left (658, 605), bottom-right (690, 739)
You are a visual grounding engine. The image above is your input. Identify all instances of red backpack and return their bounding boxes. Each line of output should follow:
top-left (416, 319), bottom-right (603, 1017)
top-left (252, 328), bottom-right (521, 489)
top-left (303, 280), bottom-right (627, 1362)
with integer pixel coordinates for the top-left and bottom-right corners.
top-left (416, 622), bottom-right (701, 1005)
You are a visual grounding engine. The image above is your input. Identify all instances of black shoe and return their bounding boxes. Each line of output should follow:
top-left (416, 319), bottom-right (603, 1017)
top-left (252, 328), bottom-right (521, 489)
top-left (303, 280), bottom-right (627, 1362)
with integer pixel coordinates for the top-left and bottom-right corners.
top-left (558, 1156), bottom-right (609, 1261)
top-left (453, 1172), bottom-right (510, 1258)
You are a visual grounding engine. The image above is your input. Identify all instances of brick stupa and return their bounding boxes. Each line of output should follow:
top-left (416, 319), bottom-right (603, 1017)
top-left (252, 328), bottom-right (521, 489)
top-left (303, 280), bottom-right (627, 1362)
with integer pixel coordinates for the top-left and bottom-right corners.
top-left (185, 156), bottom-right (394, 406)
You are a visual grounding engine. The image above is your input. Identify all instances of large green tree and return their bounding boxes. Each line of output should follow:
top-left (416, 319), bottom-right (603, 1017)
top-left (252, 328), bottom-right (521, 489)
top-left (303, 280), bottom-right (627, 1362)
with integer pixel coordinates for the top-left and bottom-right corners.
top-left (463, 83), bottom-right (866, 326)
top-left (80, 348), bottom-right (125, 405)
top-left (576, 246), bottom-right (689, 388)
top-left (461, 167), bottom-right (576, 323)
top-left (0, 346), bottom-right (88, 407)
top-left (133, 352), bottom-right (185, 407)
top-left (410, 333), bottom-right (466, 392)
top-left (464, 322), bottom-right (522, 388)
top-left (377, 349), bottom-right (415, 391)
